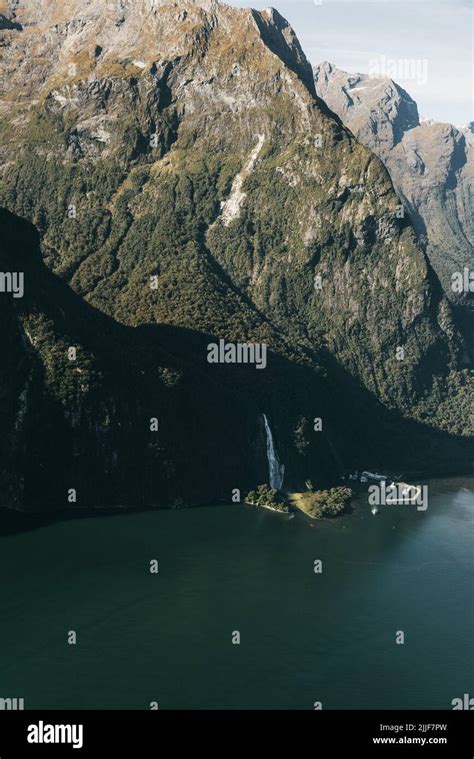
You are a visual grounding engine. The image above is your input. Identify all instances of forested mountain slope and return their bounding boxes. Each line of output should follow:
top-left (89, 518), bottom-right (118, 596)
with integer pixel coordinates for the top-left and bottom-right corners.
top-left (0, 0), bottom-right (472, 511)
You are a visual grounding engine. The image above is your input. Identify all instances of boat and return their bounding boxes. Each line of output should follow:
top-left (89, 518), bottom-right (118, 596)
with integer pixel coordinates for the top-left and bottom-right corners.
top-left (361, 470), bottom-right (388, 483)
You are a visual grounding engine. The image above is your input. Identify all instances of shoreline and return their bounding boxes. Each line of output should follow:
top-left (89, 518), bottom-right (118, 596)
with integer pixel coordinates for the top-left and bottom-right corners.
top-left (1, 472), bottom-right (473, 536)
top-left (245, 500), bottom-right (290, 515)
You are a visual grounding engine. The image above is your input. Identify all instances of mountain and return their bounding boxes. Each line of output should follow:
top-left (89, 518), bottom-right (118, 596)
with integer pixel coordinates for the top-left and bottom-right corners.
top-left (313, 62), bottom-right (474, 323)
top-left (0, 1), bottom-right (472, 512)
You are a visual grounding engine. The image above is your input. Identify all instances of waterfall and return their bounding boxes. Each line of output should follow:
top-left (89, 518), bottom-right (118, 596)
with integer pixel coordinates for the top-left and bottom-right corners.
top-left (263, 414), bottom-right (285, 491)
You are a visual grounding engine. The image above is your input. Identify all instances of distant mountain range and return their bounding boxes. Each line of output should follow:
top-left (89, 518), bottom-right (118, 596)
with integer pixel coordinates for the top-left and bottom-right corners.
top-left (0, 0), bottom-right (472, 512)
top-left (314, 62), bottom-right (474, 330)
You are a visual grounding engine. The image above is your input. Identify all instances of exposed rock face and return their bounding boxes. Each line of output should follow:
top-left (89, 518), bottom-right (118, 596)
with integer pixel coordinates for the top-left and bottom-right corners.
top-left (314, 62), bottom-right (474, 320)
top-left (0, 2), bottom-right (472, 510)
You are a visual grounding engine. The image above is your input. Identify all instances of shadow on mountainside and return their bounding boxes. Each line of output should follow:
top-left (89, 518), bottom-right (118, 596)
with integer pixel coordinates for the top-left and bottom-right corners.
top-left (0, 209), bottom-right (472, 529)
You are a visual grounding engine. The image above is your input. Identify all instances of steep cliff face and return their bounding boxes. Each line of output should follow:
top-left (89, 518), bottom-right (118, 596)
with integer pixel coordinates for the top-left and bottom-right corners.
top-left (314, 62), bottom-right (474, 321)
top-left (0, 1), bottom-right (472, 511)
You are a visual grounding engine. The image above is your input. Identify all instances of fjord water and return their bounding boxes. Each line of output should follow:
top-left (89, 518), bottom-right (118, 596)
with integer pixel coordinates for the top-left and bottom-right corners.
top-left (1, 478), bottom-right (472, 710)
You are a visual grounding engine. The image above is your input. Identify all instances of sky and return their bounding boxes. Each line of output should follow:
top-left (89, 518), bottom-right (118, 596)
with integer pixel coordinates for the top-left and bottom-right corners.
top-left (230, 0), bottom-right (473, 125)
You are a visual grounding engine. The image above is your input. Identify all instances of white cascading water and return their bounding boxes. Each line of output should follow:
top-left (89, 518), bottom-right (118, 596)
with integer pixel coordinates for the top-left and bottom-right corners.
top-left (263, 414), bottom-right (285, 490)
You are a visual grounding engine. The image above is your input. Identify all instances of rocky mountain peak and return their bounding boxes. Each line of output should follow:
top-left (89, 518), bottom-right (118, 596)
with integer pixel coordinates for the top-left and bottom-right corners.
top-left (0, 0), bottom-right (315, 109)
top-left (314, 61), bottom-right (419, 149)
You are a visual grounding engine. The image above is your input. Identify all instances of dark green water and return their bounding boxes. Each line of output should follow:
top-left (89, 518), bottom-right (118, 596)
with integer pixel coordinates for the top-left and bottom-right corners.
top-left (1, 477), bottom-right (473, 709)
